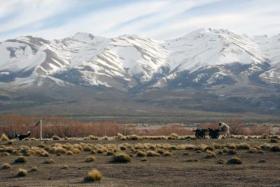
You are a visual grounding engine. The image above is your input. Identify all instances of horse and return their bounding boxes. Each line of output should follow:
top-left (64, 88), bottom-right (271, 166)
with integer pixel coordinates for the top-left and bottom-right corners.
top-left (15, 131), bottom-right (31, 140)
top-left (194, 128), bottom-right (208, 139)
top-left (208, 128), bottom-right (220, 139)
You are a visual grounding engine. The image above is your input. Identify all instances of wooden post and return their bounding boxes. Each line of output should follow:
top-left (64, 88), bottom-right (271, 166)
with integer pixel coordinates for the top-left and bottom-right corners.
top-left (40, 120), bottom-right (43, 140)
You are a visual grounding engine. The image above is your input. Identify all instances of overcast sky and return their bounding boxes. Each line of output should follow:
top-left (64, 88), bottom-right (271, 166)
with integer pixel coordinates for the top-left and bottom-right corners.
top-left (0, 0), bottom-right (279, 40)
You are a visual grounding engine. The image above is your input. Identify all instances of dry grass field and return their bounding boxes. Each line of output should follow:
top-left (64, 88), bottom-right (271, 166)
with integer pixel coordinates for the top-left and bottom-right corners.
top-left (1, 134), bottom-right (280, 187)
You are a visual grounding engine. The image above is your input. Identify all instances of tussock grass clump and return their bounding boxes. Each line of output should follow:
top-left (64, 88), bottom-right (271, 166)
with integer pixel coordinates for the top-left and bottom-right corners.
top-left (248, 148), bottom-right (258, 153)
top-left (205, 151), bottom-right (216, 159)
top-left (85, 156), bottom-right (96, 162)
top-left (127, 134), bottom-right (139, 140)
top-left (226, 144), bottom-right (237, 150)
top-left (270, 139), bottom-right (278, 143)
top-left (1, 163), bottom-right (11, 169)
top-left (0, 152), bottom-right (10, 156)
top-left (168, 133), bottom-right (178, 140)
top-left (184, 144), bottom-right (198, 150)
top-left (260, 143), bottom-right (271, 151)
top-left (227, 149), bottom-right (237, 155)
top-left (111, 152), bottom-right (131, 163)
top-left (42, 159), bottom-right (55, 164)
top-left (84, 169), bottom-right (102, 183)
top-left (29, 166), bottom-right (38, 172)
top-left (216, 159), bottom-right (225, 164)
top-left (136, 151), bottom-right (146, 157)
top-left (163, 151), bottom-right (172, 157)
top-left (236, 143), bottom-right (250, 150)
top-left (185, 159), bottom-right (198, 162)
top-left (89, 135), bottom-right (98, 140)
top-left (16, 168), bottom-right (28, 177)
top-left (52, 135), bottom-right (61, 140)
top-left (258, 159), bottom-right (266, 163)
top-left (270, 145), bottom-right (280, 152)
top-left (61, 165), bottom-right (69, 169)
top-left (13, 156), bottom-right (27, 164)
top-left (0, 133), bottom-right (9, 141)
top-left (147, 151), bottom-right (160, 157)
top-left (227, 156), bottom-right (242, 165)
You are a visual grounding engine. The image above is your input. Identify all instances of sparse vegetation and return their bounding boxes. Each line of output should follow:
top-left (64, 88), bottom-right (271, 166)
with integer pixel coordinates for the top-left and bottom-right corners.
top-left (84, 169), bottom-right (102, 183)
top-left (85, 156), bottom-right (96, 162)
top-left (0, 133), bottom-right (9, 141)
top-left (16, 168), bottom-right (28, 177)
top-left (227, 156), bottom-right (242, 165)
top-left (111, 152), bottom-right (131, 163)
top-left (1, 163), bottom-right (11, 170)
top-left (13, 156), bottom-right (27, 164)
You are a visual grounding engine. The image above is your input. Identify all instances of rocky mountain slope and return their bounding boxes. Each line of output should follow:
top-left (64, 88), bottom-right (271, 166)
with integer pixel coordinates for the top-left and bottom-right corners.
top-left (0, 28), bottom-right (279, 115)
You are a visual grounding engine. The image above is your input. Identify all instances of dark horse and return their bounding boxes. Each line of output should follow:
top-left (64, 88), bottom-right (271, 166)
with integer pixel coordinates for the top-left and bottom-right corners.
top-left (208, 128), bottom-right (220, 139)
top-left (194, 128), bottom-right (208, 139)
top-left (15, 131), bottom-right (31, 140)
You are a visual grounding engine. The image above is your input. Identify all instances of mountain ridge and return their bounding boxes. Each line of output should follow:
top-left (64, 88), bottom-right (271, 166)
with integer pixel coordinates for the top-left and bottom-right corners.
top-left (0, 28), bottom-right (279, 115)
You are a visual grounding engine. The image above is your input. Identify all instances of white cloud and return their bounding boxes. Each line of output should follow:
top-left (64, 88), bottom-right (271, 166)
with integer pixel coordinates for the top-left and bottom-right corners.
top-left (0, 0), bottom-right (279, 40)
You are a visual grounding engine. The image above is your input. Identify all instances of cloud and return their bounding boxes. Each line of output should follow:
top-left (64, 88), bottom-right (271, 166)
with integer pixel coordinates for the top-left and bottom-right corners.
top-left (0, 0), bottom-right (279, 40)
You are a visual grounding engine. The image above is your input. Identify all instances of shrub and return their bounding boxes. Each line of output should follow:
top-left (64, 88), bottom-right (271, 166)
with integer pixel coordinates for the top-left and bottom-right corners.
top-left (52, 135), bottom-right (61, 140)
top-left (147, 151), bottom-right (160, 157)
top-left (205, 151), bottom-right (216, 159)
top-left (136, 151), bottom-right (146, 157)
top-left (0, 133), bottom-right (9, 141)
top-left (61, 165), bottom-right (69, 169)
top-left (227, 156), bottom-right (242, 165)
top-left (111, 152), bottom-right (131, 163)
top-left (258, 159), bottom-right (266, 163)
top-left (85, 156), bottom-right (96, 162)
top-left (16, 168), bottom-right (28, 177)
top-left (42, 159), bottom-right (55, 164)
top-left (227, 149), bottom-right (237, 155)
top-left (163, 151), bottom-right (172, 157)
top-left (217, 159), bottom-right (225, 164)
top-left (270, 139), bottom-right (278, 143)
top-left (29, 167), bottom-right (38, 172)
top-left (270, 145), bottom-right (280, 152)
top-left (236, 143), bottom-right (250, 150)
top-left (1, 163), bottom-right (11, 169)
top-left (14, 156), bottom-right (27, 164)
top-left (84, 169), bottom-right (102, 183)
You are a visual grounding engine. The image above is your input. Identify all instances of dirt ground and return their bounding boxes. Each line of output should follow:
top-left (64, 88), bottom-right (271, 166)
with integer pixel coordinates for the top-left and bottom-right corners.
top-left (1, 137), bottom-right (280, 187)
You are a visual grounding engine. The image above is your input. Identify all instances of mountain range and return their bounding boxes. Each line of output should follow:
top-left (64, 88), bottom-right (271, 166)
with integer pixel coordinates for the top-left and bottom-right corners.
top-left (0, 28), bottom-right (279, 118)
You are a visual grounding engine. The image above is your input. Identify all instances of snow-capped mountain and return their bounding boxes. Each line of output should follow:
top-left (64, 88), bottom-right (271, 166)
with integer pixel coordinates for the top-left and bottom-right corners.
top-left (0, 28), bottom-right (279, 115)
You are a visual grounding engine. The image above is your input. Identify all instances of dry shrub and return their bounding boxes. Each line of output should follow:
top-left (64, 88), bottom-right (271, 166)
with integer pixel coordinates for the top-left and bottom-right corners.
top-left (270, 145), bottom-right (280, 152)
top-left (236, 143), bottom-right (250, 150)
top-left (147, 151), bottom-right (160, 157)
top-left (14, 156), bottom-right (27, 164)
top-left (217, 159), bottom-right (225, 164)
top-left (1, 163), bottom-right (11, 169)
top-left (85, 156), bottom-right (96, 162)
top-left (111, 152), bottom-right (131, 163)
top-left (227, 156), bottom-right (242, 165)
top-left (163, 151), bottom-right (172, 157)
top-left (136, 151), bottom-right (146, 157)
top-left (16, 168), bottom-right (28, 177)
top-left (61, 165), bottom-right (69, 169)
top-left (0, 115), bottom-right (122, 138)
top-left (205, 151), bottom-right (216, 159)
top-left (84, 169), bottom-right (102, 183)
top-left (52, 135), bottom-right (61, 140)
top-left (0, 133), bottom-right (9, 141)
top-left (29, 167), bottom-right (38, 172)
top-left (42, 159), bottom-right (55, 164)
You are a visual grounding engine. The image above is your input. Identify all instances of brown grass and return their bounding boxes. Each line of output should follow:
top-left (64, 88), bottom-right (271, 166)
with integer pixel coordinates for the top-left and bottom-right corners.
top-left (84, 169), bottom-right (102, 183)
